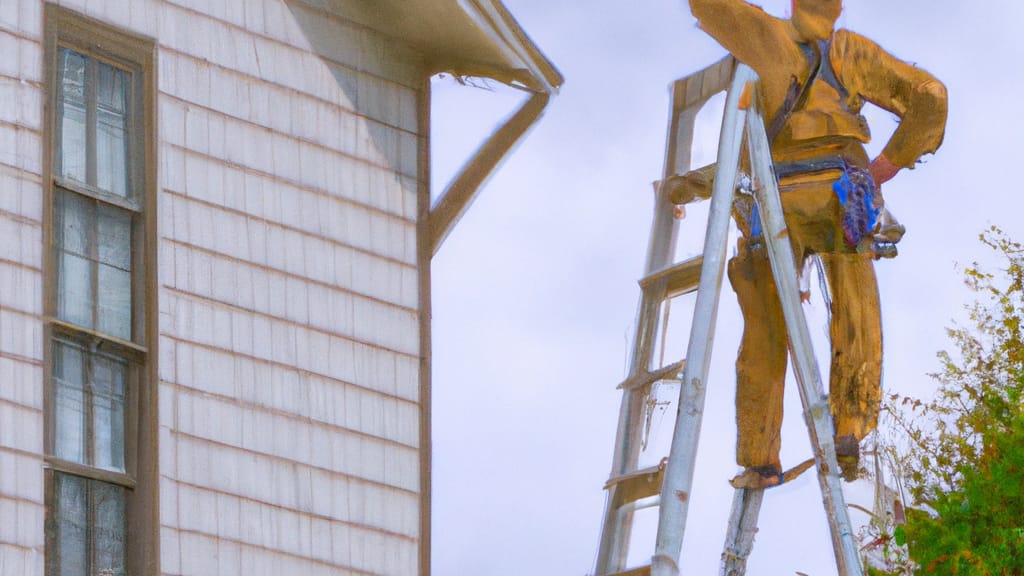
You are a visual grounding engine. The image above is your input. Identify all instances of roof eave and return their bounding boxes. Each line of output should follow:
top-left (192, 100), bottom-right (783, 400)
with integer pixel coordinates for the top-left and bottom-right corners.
top-left (448, 0), bottom-right (562, 94)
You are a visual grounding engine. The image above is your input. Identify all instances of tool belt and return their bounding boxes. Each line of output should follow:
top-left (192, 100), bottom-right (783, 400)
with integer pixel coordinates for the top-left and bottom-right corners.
top-left (772, 157), bottom-right (847, 180)
top-left (740, 156), bottom-right (880, 251)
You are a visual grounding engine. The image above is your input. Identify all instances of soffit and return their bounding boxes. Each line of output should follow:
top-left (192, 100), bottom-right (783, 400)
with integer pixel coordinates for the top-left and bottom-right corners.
top-left (316, 0), bottom-right (563, 92)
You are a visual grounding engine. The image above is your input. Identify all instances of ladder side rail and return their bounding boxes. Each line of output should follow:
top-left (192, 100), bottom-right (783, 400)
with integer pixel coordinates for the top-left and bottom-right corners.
top-left (596, 112), bottom-right (693, 576)
top-left (595, 60), bottom-right (722, 575)
top-left (720, 488), bottom-right (765, 576)
top-left (597, 295), bottom-right (662, 574)
top-left (646, 113), bottom-right (689, 274)
top-left (610, 285), bottom-right (668, 477)
top-left (596, 398), bottom-right (643, 572)
top-left (650, 63), bottom-right (756, 576)
top-left (743, 72), bottom-right (863, 575)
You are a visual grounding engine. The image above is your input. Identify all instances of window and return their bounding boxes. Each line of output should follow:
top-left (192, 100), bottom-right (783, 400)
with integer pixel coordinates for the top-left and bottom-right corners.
top-left (52, 473), bottom-right (127, 576)
top-left (44, 7), bottom-right (156, 576)
top-left (52, 338), bottom-right (128, 472)
top-left (55, 46), bottom-right (132, 198)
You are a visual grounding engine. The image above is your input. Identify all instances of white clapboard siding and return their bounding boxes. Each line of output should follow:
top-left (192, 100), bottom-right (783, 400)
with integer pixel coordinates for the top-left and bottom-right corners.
top-left (155, 0), bottom-right (424, 574)
top-left (0, 4), bottom-right (46, 573)
top-left (0, 0), bottom-right (427, 574)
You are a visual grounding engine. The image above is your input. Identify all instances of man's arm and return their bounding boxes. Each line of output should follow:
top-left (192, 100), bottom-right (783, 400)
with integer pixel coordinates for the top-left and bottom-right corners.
top-left (832, 30), bottom-right (948, 186)
top-left (689, 0), bottom-right (804, 77)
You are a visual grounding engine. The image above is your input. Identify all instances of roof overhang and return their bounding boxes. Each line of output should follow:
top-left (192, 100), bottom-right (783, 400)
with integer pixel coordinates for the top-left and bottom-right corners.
top-left (317, 0), bottom-right (563, 93)
top-left (402, 0), bottom-right (563, 93)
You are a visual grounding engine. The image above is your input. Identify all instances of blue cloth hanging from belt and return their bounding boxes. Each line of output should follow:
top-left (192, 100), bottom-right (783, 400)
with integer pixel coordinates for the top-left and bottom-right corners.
top-left (831, 161), bottom-right (879, 249)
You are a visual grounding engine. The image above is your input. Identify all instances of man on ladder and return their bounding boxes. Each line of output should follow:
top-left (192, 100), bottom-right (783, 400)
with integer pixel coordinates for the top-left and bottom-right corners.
top-left (668, 0), bottom-right (947, 487)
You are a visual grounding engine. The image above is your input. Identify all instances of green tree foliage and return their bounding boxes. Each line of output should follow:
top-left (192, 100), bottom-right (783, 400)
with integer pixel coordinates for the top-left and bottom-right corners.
top-left (880, 227), bottom-right (1024, 574)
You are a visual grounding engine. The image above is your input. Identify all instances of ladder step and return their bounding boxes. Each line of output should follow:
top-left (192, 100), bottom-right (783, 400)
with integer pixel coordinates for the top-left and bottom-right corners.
top-left (640, 256), bottom-right (703, 299)
top-left (605, 460), bottom-right (667, 506)
top-left (604, 565), bottom-right (652, 576)
top-left (618, 360), bottom-right (685, 390)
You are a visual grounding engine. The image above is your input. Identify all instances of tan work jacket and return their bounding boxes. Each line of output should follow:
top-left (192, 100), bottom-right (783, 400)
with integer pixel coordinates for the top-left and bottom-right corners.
top-left (690, 0), bottom-right (947, 170)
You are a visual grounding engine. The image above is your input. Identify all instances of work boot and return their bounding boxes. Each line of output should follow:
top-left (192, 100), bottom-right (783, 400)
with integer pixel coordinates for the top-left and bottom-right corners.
top-left (835, 434), bottom-right (860, 481)
top-left (729, 459), bottom-right (815, 489)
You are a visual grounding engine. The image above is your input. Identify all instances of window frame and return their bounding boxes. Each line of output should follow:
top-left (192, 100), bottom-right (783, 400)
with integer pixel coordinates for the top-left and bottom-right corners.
top-left (42, 6), bottom-right (158, 576)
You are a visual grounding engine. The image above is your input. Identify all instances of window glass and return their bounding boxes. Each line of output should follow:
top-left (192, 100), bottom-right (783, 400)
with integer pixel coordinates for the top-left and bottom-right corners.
top-left (56, 473), bottom-right (88, 576)
top-left (97, 204), bottom-right (133, 340)
top-left (56, 190), bottom-right (95, 330)
top-left (57, 252), bottom-right (94, 330)
top-left (91, 354), bottom-right (126, 471)
top-left (55, 190), bottom-right (91, 256)
top-left (53, 341), bottom-right (86, 464)
top-left (97, 266), bottom-right (132, 340)
top-left (93, 481), bottom-right (127, 576)
top-left (97, 62), bottom-right (129, 197)
top-left (57, 48), bottom-right (87, 184)
top-left (97, 206), bottom-right (131, 269)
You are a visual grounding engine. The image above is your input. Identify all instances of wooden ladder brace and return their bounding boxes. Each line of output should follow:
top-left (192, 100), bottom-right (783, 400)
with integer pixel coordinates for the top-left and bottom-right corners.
top-left (592, 60), bottom-right (864, 576)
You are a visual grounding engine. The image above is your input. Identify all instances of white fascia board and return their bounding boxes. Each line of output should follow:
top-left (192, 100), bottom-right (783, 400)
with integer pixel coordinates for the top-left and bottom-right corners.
top-left (456, 0), bottom-right (561, 94)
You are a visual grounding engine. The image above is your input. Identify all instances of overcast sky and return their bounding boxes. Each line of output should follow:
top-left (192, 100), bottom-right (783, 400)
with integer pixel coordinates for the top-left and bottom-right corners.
top-left (427, 1), bottom-right (1024, 574)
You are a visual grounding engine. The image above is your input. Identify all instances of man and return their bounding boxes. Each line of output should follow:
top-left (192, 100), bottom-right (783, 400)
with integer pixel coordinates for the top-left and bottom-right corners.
top-left (672, 0), bottom-right (947, 486)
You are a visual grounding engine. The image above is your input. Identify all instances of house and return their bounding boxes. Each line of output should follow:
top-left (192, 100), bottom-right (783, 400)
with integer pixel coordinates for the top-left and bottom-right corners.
top-left (0, 1), bottom-right (561, 574)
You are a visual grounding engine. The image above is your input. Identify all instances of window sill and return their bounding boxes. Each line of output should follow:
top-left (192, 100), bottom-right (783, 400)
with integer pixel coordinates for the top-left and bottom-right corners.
top-left (45, 456), bottom-right (136, 489)
top-left (48, 316), bottom-right (147, 357)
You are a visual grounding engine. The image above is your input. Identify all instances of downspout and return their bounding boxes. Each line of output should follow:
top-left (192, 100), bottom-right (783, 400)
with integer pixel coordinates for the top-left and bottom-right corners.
top-left (428, 89), bottom-right (551, 256)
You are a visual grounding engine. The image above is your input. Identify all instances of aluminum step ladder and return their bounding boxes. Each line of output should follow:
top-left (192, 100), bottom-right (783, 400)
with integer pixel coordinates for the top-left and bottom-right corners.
top-left (592, 58), bottom-right (864, 576)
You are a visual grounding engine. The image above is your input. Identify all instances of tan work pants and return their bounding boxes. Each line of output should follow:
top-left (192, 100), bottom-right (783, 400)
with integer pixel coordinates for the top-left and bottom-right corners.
top-left (728, 182), bottom-right (882, 473)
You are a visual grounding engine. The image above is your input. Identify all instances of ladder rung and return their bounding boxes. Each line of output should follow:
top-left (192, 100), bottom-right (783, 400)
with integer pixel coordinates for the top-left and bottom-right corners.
top-left (639, 256), bottom-right (703, 299)
top-left (605, 460), bottom-right (667, 505)
top-left (618, 360), bottom-right (685, 390)
top-left (604, 565), bottom-right (652, 576)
